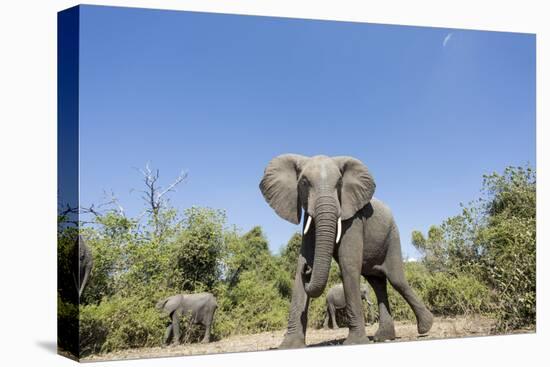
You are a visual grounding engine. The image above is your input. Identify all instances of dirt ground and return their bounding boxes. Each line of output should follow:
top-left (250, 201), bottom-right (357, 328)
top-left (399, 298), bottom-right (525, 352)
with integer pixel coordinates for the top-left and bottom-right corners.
top-left (82, 316), bottom-right (522, 362)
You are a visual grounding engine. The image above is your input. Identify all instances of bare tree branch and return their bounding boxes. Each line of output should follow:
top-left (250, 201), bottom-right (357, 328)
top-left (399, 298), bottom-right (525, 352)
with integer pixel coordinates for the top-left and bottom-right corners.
top-left (99, 189), bottom-right (126, 216)
top-left (133, 163), bottom-right (188, 237)
top-left (58, 188), bottom-right (127, 227)
top-left (136, 163), bottom-right (187, 216)
top-left (158, 170), bottom-right (188, 201)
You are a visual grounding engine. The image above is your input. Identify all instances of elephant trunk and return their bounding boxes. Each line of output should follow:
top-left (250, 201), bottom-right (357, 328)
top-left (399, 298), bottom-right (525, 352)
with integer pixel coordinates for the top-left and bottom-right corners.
top-left (304, 195), bottom-right (338, 298)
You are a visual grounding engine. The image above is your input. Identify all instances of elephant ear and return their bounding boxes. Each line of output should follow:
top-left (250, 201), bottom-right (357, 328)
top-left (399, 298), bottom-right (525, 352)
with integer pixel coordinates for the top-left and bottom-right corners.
top-left (259, 154), bottom-right (307, 224)
top-left (332, 156), bottom-right (376, 220)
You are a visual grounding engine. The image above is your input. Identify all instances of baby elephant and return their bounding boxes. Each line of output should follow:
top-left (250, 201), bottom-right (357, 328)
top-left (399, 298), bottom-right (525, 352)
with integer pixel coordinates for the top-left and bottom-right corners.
top-left (324, 284), bottom-right (372, 330)
top-left (156, 292), bottom-right (217, 345)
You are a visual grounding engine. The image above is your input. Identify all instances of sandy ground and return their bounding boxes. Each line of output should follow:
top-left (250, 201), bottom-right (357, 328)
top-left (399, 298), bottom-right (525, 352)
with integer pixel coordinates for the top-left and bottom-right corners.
top-left (82, 316), bottom-right (525, 362)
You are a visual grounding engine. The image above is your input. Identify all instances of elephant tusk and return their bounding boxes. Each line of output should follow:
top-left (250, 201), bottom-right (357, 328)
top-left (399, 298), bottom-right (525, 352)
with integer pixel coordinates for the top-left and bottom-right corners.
top-left (336, 217), bottom-right (342, 243)
top-left (303, 215), bottom-right (312, 235)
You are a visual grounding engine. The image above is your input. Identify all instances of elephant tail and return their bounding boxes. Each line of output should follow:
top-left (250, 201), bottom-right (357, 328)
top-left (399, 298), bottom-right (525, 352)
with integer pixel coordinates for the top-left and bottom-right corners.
top-left (155, 297), bottom-right (169, 311)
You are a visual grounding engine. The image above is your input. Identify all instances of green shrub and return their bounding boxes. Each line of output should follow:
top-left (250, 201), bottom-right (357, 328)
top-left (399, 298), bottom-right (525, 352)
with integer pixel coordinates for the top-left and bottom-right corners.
top-left (478, 216), bottom-right (536, 331)
top-left (80, 295), bottom-right (167, 356)
top-left (214, 270), bottom-right (289, 336)
top-left (58, 296), bottom-right (79, 357)
top-left (411, 165), bottom-right (536, 331)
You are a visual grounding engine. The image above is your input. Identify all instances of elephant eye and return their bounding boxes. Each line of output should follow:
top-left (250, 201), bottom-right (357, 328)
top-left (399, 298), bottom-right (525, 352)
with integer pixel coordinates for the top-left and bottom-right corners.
top-left (337, 177), bottom-right (343, 188)
top-left (299, 177), bottom-right (309, 187)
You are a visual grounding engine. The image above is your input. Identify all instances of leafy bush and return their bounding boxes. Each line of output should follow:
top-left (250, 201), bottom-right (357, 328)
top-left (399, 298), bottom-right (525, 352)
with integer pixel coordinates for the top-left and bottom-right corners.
top-left (80, 294), bottom-right (167, 355)
top-left (174, 207), bottom-right (226, 291)
top-left (213, 227), bottom-right (292, 337)
top-left (216, 270), bottom-right (289, 335)
top-left (412, 165), bottom-right (536, 331)
top-left (478, 216), bottom-right (536, 331)
top-left (58, 296), bottom-right (79, 357)
top-left (57, 225), bottom-right (80, 357)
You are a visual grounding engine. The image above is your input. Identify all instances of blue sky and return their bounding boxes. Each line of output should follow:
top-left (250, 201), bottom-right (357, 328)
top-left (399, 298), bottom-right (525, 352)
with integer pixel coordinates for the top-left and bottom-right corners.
top-left (78, 5), bottom-right (535, 257)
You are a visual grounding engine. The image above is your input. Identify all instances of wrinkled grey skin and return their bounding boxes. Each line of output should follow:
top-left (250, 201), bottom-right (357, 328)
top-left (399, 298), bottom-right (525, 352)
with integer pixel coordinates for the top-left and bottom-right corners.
top-left (77, 235), bottom-right (93, 298)
top-left (156, 293), bottom-right (217, 344)
top-left (259, 154), bottom-right (433, 348)
top-left (324, 283), bottom-right (372, 330)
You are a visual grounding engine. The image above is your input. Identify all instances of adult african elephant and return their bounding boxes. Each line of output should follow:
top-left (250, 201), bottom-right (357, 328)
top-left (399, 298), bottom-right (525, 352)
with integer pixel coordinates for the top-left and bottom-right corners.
top-left (324, 283), bottom-right (372, 330)
top-left (156, 292), bottom-right (217, 345)
top-left (259, 154), bottom-right (433, 348)
top-left (77, 235), bottom-right (93, 298)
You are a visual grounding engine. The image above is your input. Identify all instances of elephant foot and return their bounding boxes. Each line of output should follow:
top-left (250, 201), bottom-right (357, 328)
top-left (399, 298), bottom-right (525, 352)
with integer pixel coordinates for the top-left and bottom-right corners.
top-left (373, 326), bottom-right (396, 342)
top-left (417, 310), bottom-right (434, 335)
top-left (279, 334), bottom-right (306, 349)
top-left (343, 331), bottom-right (369, 345)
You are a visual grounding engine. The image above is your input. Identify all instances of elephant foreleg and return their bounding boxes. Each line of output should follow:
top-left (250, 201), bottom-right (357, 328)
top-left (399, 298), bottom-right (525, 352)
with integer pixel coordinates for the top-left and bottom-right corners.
top-left (338, 218), bottom-right (369, 345)
top-left (279, 255), bottom-right (312, 349)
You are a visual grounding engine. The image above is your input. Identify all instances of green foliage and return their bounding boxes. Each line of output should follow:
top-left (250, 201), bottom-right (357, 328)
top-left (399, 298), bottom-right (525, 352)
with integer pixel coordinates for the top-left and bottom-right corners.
top-left (80, 295), bottom-right (166, 355)
top-left (216, 270), bottom-right (289, 335)
top-left (57, 224), bottom-right (79, 357)
top-left (279, 232), bottom-right (302, 275)
top-left (58, 296), bottom-right (79, 357)
top-left (225, 226), bottom-right (271, 287)
top-left (213, 227), bottom-right (291, 337)
top-left (173, 207), bottom-right (226, 291)
top-left (76, 204), bottom-right (230, 355)
top-left (478, 216), bottom-right (536, 331)
top-left (411, 226), bottom-right (447, 272)
top-left (412, 165), bottom-right (536, 331)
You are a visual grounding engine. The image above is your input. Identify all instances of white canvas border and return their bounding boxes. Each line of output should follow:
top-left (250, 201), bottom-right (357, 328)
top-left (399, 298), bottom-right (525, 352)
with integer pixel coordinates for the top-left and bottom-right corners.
top-left (0, 1), bottom-right (546, 366)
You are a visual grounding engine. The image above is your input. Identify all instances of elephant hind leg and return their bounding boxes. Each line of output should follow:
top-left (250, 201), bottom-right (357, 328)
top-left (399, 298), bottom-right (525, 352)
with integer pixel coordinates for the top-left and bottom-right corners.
top-left (201, 307), bottom-right (216, 343)
top-left (382, 225), bottom-right (433, 335)
top-left (366, 275), bottom-right (395, 342)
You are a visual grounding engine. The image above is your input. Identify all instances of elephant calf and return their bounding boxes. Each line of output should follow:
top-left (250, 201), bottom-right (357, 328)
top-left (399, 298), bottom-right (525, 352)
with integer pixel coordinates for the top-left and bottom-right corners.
top-left (324, 283), bottom-right (372, 330)
top-left (156, 292), bottom-right (217, 345)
